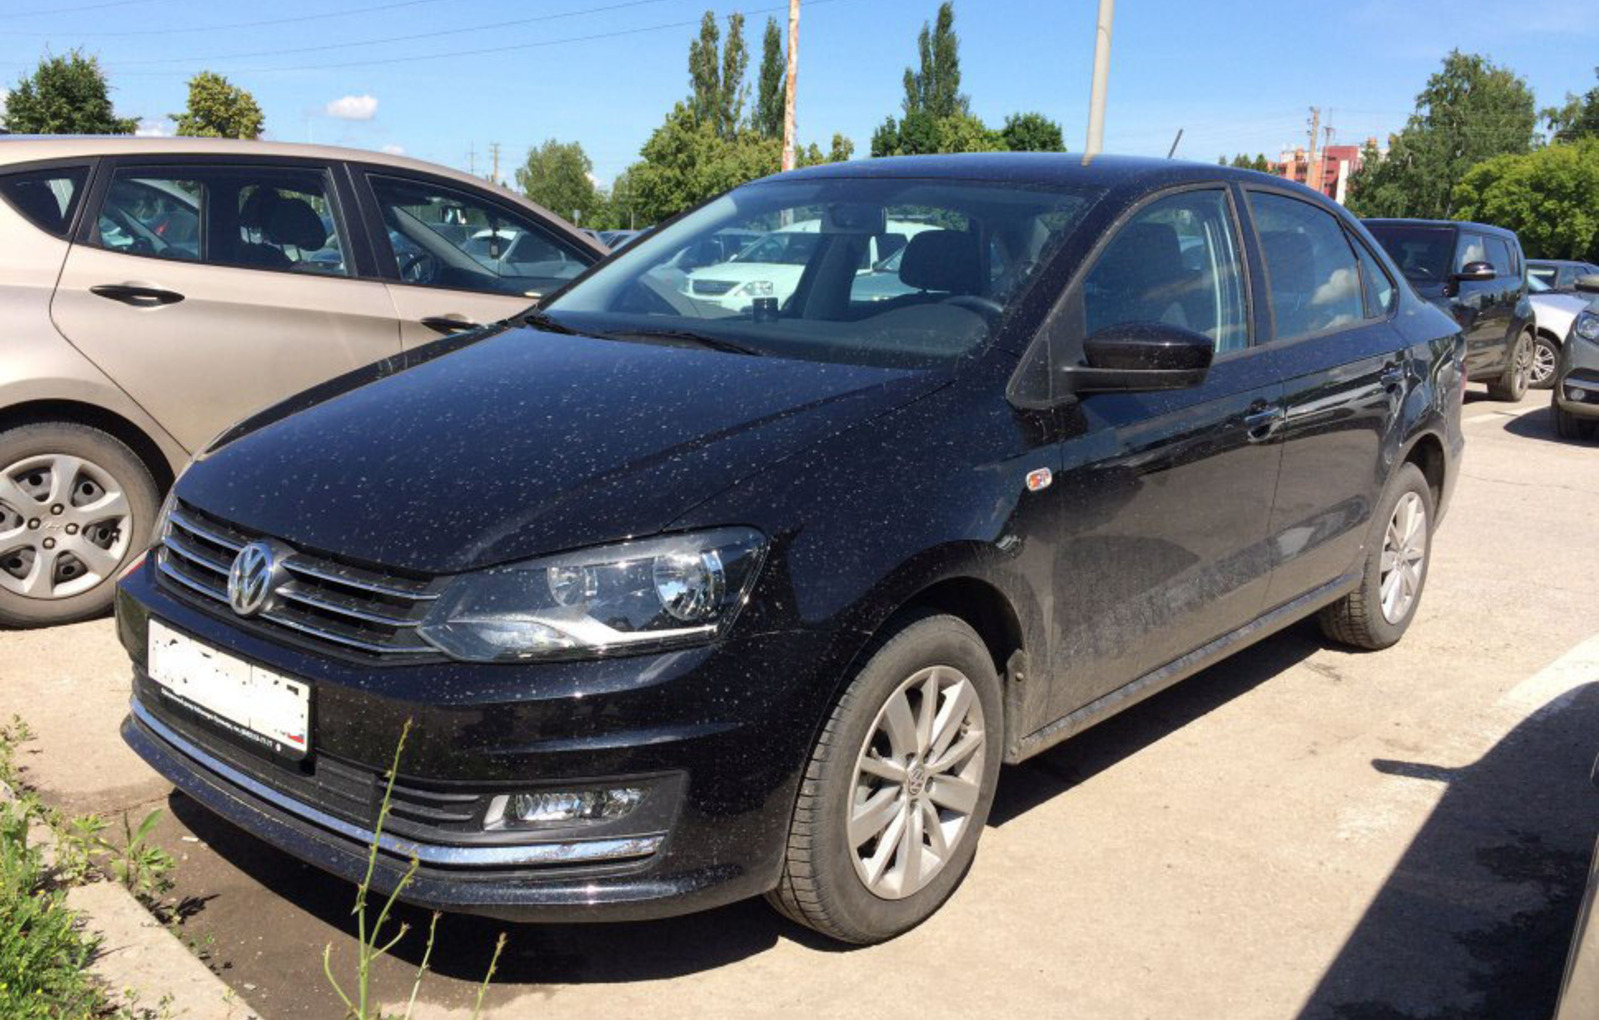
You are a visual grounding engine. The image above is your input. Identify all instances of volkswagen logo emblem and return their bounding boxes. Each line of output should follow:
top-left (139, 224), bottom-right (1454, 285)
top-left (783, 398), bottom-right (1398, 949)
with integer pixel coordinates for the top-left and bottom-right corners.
top-left (227, 541), bottom-right (282, 618)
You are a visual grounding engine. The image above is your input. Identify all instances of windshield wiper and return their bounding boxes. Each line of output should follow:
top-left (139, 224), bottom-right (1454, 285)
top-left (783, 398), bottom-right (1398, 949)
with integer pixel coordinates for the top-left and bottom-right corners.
top-left (602, 328), bottom-right (764, 357)
top-left (500, 308), bottom-right (582, 335)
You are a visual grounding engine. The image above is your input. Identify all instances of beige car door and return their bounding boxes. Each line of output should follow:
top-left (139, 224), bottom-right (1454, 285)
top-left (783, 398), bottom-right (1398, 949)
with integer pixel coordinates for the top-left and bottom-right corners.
top-left (359, 172), bottom-right (600, 348)
top-left (50, 161), bottom-right (400, 451)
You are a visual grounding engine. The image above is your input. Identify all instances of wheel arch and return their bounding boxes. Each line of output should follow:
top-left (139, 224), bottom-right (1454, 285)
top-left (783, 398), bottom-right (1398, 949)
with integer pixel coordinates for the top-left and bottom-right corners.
top-left (0, 398), bottom-right (179, 495)
top-left (1400, 430), bottom-right (1446, 510)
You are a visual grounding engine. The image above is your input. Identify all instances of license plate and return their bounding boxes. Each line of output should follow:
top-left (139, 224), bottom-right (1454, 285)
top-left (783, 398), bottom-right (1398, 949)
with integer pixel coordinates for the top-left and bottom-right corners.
top-left (147, 619), bottom-right (311, 759)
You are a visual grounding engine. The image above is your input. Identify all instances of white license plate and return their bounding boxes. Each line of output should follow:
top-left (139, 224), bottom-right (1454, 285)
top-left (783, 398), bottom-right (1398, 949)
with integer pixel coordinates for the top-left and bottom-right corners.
top-left (147, 619), bottom-right (311, 759)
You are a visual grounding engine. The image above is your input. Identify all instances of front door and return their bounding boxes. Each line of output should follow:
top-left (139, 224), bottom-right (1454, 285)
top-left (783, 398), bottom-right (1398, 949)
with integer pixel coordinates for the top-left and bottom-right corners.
top-left (1452, 229), bottom-right (1510, 378)
top-left (1047, 186), bottom-right (1284, 716)
top-left (51, 160), bottom-right (400, 451)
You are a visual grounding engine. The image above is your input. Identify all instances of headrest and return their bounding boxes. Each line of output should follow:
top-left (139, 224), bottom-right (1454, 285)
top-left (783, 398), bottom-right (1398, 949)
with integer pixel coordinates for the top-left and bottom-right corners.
top-left (265, 197), bottom-right (328, 250)
top-left (900, 230), bottom-right (982, 294)
top-left (5, 180), bottom-right (66, 234)
top-left (1097, 221), bottom-right (1184, 288)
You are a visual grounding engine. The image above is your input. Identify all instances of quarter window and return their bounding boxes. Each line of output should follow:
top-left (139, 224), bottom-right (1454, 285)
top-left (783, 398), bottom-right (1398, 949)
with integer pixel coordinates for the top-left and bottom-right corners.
top-left (0, 166), bottom-right (90, 238)
top-left (367, 175), bottom-right (594, 298)
top-left (1081, 188), bottom-right (1250, 353)
top-left (1351, 236), bottom-right (1396, 318)
top-left (1249, 192), bottom-right (1363, 341)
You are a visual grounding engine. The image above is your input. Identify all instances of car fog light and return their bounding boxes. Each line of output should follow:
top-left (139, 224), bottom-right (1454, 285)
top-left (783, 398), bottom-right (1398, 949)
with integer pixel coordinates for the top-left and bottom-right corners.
top-left (486, 787), bottom-right (646, 829)
top-left (1571, 387), bottom-right (1589, 402)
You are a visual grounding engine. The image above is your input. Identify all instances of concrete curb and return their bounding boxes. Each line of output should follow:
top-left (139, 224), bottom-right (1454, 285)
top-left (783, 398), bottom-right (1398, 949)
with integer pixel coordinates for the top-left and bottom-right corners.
top-left (8, 783), bottom-right (268, 1020)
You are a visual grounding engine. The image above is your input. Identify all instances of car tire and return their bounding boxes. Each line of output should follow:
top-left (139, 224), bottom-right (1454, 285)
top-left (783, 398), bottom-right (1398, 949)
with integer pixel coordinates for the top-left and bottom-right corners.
top-left (0, 422), bottom-right (159, 628)
top-left (1530, 334), bottom-right (1560, 390)
top-left (1553, 391), bottom-right (1598, 441)
top-left (766, 611), bottom-right (1003, 944)
top-left (1318, 462), bottom-right (1434, 651)
top-left (1486, 330), bottom-right (1533, 401)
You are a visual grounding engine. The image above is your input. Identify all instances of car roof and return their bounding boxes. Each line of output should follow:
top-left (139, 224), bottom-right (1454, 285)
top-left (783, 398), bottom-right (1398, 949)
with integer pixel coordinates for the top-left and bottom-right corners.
top-left (774, 151), bottom-right (1309, 193)
top-left (1527, 258), bottom-right (1594, 268)
top-left (1364, 217), bottom-right (1519, 240)
top-left (0, 135), bottom-right (606, 255)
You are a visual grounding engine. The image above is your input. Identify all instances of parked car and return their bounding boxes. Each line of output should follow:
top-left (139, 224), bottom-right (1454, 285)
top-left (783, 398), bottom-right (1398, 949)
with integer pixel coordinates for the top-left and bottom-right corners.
top-left (1365, 218), bottom-right (1534, 400)
top-left (0, 137), bottom-right (604, 626)
top-left (597, 229), bottom-right (642, 250)
top-left (1529, 258), bottom-right (1599, 294)
top-left (1555, 752), bottom-right (1599, 1019)
top-left (116, 154), bottom-right (1465, 944)
top-left (1552, 278), bottom-right (1599, 440)
top-left (1528, 275), bottom-right (1592, 390)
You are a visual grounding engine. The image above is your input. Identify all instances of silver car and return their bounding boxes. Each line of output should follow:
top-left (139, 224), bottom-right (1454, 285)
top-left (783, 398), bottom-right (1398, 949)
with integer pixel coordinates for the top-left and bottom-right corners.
top-left (1551, 277), bottom-right (1599, 442)
top-left (0, 137), bottom-right (605, 626)
top-left (1530, 274), bottom-right (1592, 390)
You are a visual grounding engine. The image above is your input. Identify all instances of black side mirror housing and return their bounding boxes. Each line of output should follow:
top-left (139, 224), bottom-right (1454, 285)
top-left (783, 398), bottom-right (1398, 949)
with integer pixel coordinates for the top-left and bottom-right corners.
top-left (1062, 322), bottom-right (1215, 395)
top-left (1454, 261), bottom-right (1495, 282)
top-left (1575, 274), bottom-right (1599, 295)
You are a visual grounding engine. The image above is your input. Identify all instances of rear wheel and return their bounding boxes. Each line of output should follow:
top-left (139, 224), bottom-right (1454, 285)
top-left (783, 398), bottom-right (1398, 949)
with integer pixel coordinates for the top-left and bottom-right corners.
top-left (766, 612), bottom-right (1003, 944)
top-left (0, 423), bottom-right (159, 628)
top-left (1553, 391), bottom-right (1598, 441)
top-left (1486, 330), bottom-right (1533, 401)
top-left (1530, 334), bottom-right (1560, 390)
top-left (1318, 462), bottom-right (1433, 651)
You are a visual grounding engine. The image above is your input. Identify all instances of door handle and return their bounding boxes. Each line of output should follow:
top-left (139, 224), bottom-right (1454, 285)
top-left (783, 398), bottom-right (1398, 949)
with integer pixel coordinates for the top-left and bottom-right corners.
top-left (1379, 362), bottom-right (1405, 389)
top-left (89, 284), bottom-right (184, 307)
top-left (1243, 404), bottom-right (1285, 442)
top-left (420, 316), bottom-right (482, 335)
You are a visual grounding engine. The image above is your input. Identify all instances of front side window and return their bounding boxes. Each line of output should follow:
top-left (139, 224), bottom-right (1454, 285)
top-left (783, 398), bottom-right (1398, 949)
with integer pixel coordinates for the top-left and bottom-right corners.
top-left (1455, 232), bottom-right (1488, 272)
top-left (1250, 192), bottom-right (1363, 341)
top-left (1365, 223), bottom-right (1455, 284)
top-left (1530, 265), bottom-right (1558, 287)
top-left (0, 165), bottom-right (90, 238)
top-left (1483, 236), bottom-right (1513, 278)
top-left (1081, 188), bottom-right (1249, 353)
top-left (94, 166), bottom-right (348, 275)
top-left (368, 175), bottom-right (593, 297)
top-left (545, 176), bottom-right (1101, 368)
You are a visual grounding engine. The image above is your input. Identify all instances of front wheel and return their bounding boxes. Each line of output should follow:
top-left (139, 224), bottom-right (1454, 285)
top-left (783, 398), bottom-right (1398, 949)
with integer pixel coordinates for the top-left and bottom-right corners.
top-left (1554, 391), bottom-right (1598, 441)
top-left (1486, 331), bottom-right (1533, 401)
top-left (1318, 462), bottom-right (1434, 650)
top-left (766, 612), bottom-right (1003, 944)
top-left (1530, 334), bottom-right (1560, 390)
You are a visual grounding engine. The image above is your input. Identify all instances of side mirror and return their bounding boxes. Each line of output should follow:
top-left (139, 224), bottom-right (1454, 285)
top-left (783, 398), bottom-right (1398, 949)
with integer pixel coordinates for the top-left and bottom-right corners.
top-left (1062, 322), bottom-right (1214, 394)
top-left (1575, 274), bottom-right (1599, 295)
top-left (1454, 261), bottom-right (1495, 282)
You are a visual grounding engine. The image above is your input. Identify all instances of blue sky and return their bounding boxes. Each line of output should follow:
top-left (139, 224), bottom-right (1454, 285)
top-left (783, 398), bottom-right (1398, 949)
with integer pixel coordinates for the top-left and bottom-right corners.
top-left (1, 0), bottom-right (1595, 188)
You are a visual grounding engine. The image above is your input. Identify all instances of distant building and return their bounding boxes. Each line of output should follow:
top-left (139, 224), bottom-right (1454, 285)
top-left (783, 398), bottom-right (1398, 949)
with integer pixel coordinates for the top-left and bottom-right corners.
top-left (1273, 138), bottom-right (1381, 205)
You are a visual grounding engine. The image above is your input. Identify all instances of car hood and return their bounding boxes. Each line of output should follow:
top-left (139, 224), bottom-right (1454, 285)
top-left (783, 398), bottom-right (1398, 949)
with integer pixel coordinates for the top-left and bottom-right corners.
top-left (178, 327), bottom-right (943, 575)
top-left (1532, 292), bottom-right (1592, 329)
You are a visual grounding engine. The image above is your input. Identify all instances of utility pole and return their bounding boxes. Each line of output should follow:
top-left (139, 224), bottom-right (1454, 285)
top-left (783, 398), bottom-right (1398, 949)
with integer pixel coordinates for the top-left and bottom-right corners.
top-left (467, 143), bottom-right (477, 177)
top-left (1083, 0), bottom-right (1114, 161)
top-left (488, 142), bottom-right (501, 185)
top-left (781, 0), bottom-right (800, 172)
top-left (1306, 106), bottom-right (1320, 195)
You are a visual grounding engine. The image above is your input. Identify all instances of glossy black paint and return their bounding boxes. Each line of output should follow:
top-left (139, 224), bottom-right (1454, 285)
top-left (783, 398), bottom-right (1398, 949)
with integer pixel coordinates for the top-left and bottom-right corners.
top-left (118, 155), bottom-right (1467, 922)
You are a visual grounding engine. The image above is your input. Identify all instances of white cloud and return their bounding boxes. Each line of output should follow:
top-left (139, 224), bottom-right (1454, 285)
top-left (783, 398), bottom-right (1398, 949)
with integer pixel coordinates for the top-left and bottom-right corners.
top-left (325, 95), bottom-right (378, 121)
top-left (135, 117), bottom-right (172, 138)
top-left (380, 143), bottom-right (405, 156)
top-left (0, 89), bottom-right (8, 117)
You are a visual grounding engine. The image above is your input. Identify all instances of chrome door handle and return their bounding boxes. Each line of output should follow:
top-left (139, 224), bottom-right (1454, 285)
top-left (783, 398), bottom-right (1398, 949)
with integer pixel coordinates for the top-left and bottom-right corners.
top-left (1380, 363), bottom-right (1405, 389)
top-left (90, 284), bottom-right (184, 306)
top-left (1244, 404), bottom-right (1285, 441)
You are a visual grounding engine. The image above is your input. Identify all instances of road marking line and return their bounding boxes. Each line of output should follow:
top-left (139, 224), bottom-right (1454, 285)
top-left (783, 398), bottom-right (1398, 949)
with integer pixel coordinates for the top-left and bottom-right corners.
top-left (1497, 634), bottom-right (1599, 715)
top-left (1464, 403), bottom-right (1546, 425)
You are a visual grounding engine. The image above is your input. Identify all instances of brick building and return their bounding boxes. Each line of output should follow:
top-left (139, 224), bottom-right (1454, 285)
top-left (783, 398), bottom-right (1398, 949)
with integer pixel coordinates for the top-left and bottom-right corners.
top-left (1273, 140), bottom-right (1378, 205)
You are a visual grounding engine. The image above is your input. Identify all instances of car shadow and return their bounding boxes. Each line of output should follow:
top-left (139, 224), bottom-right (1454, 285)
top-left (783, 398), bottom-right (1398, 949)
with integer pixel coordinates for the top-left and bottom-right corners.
top-left (1504, 405), bottom-right (1597, 448)
top-left (1296, 682), bottom-right (1599, 1019)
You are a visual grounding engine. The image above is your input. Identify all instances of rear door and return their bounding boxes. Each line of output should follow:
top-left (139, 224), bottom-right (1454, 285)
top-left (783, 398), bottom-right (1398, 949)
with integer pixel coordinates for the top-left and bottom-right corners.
top-left (50, 158), bottom-right (400, 451)
top-left (353, 170), bottom-right (601, 347)
top-left (1245, 188), bottom-right (1405, 607)
top-left (1452, 229), bottom-right (1508, 376)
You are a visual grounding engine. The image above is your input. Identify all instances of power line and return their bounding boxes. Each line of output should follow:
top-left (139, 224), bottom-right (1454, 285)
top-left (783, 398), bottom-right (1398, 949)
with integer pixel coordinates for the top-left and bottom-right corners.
top-left (4, 0), bottom-right (456, 37)
top-left (0, 0), bottom-right (161, 19)
top-left (108, 0), bottom-right (687, 67)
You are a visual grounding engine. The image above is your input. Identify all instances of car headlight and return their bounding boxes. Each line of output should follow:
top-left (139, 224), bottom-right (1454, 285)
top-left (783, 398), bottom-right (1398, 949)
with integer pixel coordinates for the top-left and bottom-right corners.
top-left (416, 528), bottom-right (767, 662)
top-left (1576, 311), bottom-right (1599, 344)
top-left (734, 280), bottom-right (775, 297)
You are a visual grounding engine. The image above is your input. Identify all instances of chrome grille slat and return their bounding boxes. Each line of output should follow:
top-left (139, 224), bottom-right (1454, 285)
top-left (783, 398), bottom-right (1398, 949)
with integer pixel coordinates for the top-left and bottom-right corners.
top-left (258, 608), bottom-right (434, 655)
top-left (273, 581), bottom-right (421, 628)
top-left (157, 556), bottom-right (228, 602)
top-left (166, 508), bottom-right (245, 553)
top-left (163, 528), bottom-right (231, 575)
top-left (282, 558), bottom-right (438, 602)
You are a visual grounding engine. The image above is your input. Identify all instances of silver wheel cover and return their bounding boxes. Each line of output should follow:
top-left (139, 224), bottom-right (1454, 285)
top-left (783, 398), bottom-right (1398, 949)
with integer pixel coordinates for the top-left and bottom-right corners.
top-left (1379, 491), bottom-right (1427, 624)
top-left (0, 454), bottom-right (133, 600)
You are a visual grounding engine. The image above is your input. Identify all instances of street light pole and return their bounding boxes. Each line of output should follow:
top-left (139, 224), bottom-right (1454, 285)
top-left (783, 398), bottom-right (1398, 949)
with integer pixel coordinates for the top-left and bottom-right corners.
top-left (781, 0), bottom-right (800, 172)
top-left (1084, 0), bottom-right (1114, 161)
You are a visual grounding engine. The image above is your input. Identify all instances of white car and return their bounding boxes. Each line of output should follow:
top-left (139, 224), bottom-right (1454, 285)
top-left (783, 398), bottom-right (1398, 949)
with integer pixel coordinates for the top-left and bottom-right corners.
top-left (1530, 274), bottom-right (1592, 389)
top-left (683, 219), bottom-right (933, 312)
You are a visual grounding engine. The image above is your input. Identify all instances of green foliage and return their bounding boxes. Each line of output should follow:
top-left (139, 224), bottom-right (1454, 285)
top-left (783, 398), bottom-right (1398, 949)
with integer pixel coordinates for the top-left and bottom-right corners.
top-left (756, 18), bottom-right (785, 140)
top-left (630, 103), bottom-right (782, 223)
top-left (828, 133), bottom-right (855, 163)
top-left (105, 809), bottom-right (174, 901)
top-left (515, 139), bottom-right (602, 226)
top-left (1546, 67), bottom-right (1599, 144)
top-left (2, 49), bottom-right (136, 135)
top-left (1222, 153), bottom-right (1271, 172)
top-left (686, 10), bottom-right (746, 140)
top-left (902, 2), bottom-right (967, 119)
top-left (1452, 140), bottom-right (1599, 262)
top-left (1346, 50), bottom-right (1538, 219)
top-left (1001, 112), bottom-right (1065, 153)
top-left (171, 70), bottom-right (263, 140)
top-left (872, 110), bottom-right (1006, 157)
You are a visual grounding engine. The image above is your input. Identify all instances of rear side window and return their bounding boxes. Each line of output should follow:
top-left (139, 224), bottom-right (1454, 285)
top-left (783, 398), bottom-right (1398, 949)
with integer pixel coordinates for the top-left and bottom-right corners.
top-left (0, 166), bottom-right (90, 239)
top-left (1249, 192), bottom-right (1363, 341)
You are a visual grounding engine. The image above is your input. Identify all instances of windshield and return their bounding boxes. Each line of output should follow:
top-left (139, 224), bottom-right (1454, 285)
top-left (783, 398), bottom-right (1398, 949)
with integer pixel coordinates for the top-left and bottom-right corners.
top-left (542, 176), bottom-right (1101, 368)
top-left (1365, 223), bottom-right (1455, 283)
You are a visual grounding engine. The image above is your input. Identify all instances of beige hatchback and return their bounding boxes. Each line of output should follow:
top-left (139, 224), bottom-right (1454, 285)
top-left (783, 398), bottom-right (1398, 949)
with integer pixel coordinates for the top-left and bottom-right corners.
top-left (0, 136), bottom-right (606, 626)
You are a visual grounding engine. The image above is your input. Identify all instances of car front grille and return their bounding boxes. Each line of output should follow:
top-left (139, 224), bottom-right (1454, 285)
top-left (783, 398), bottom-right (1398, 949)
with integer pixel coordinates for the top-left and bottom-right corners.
top-left (691, 279), bottom-right (737, 296)
top-left (156, 502), bottom-right (441, 660)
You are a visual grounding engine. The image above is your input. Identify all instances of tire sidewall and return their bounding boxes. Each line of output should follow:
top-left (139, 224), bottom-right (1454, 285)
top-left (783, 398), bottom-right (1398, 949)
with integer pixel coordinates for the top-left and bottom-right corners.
top-left (1357, 462), bottom-right (1434, 646)
top-left (0, 424), bottom-right (159, 627)
top-left (803, 614), bottom-right (1004, 942)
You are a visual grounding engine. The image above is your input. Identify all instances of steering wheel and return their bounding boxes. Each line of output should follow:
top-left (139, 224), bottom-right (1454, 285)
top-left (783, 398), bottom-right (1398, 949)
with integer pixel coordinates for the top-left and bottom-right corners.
top-left (941, 294), bottom-right (1005, 324)
top-left (397, 252), bottom-right (429, 283)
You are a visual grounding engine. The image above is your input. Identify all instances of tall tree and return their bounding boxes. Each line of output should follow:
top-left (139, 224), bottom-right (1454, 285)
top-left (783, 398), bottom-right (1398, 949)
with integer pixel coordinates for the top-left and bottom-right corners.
top-left (515, 139), bottom-right (602, 226)
top-left (902, 2), bottom-right (966, 119)
top-left (1001, 112), bottom-right (1065, 152)
top-left (1545, 68), bottom-right (1599, 143)
top-left (1452, 140), bottom-right (1599, 262)
top-left (718, 12), bottom-right (749, 139)
top-left (172, 71), bottom-right (263, 140)
top-left (687, 12), bottom-right (721, 127)
top-left (1346, 51), bottom-right (1537, 219)
top-left (2, 50), bottom-right (135, 135)
top-left (828, 133), bottom-right (855, 163)
top-left (755, 18), bottom-right (785, 140)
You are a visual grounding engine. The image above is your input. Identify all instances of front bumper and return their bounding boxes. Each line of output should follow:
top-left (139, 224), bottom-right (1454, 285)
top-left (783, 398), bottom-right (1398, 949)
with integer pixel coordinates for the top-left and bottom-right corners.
top-left (116, 561), bottom-right (844, 922)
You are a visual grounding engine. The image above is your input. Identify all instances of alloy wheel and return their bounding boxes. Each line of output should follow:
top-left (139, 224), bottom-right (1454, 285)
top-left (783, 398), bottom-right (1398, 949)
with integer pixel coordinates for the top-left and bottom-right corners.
top-left (1379, 491), bottom-right (1427, 624)
top-left (1531, 340), bottom-right (1557, 389)
top-left (1514, 336), bottom-right (1534, 391)
top-left (0, 454), bottom-right (132, 599)
top-left (847, 665), bottom-right (986, 900)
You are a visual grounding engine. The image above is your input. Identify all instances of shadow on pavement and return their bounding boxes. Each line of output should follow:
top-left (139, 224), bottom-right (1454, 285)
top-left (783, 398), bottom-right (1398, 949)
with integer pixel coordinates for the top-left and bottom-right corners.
top-left (1297, 683), bottom-right (1599, 1020)
top-left (1504, 405), bottom-right (1598, 449)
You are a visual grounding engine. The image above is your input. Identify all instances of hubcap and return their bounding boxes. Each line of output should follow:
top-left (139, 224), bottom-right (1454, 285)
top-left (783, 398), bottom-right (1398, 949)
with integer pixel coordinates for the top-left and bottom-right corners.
top-left (0, 454), bottom-right (132, 600)
top-left (847, 665), bottom-right (986, 900)
top-left (1531, 341), bottom-right (1557, 387)
top-left (1379, 492), bottom-right (1427, 624)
